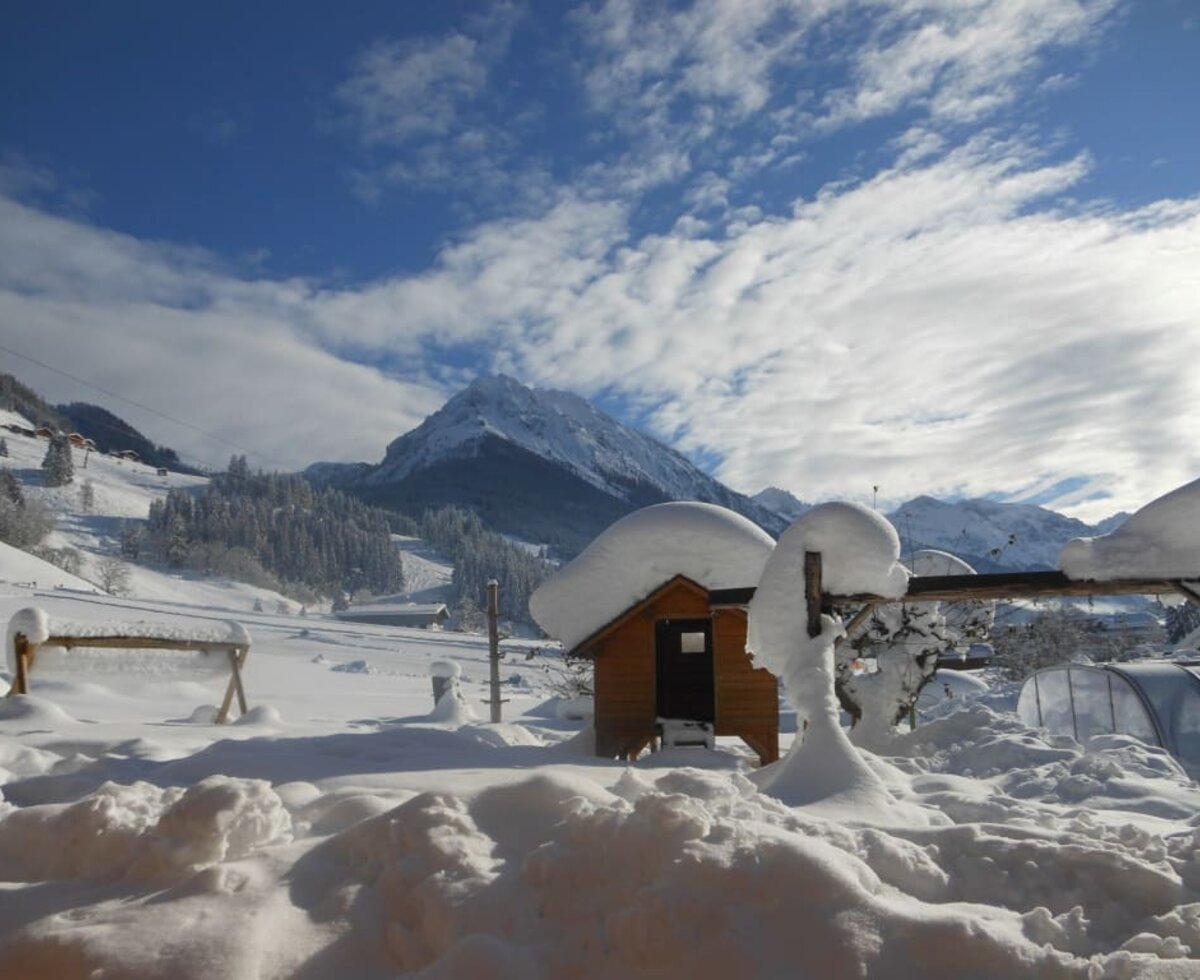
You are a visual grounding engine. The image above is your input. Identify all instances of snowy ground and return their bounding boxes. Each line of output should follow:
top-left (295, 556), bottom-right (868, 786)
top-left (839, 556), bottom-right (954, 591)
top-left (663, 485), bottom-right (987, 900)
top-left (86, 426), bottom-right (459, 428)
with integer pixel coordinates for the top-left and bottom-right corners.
top-left (4, 583), bottom-right (1200, 977)
top-left (5, 423), bottom-right (1200, 976)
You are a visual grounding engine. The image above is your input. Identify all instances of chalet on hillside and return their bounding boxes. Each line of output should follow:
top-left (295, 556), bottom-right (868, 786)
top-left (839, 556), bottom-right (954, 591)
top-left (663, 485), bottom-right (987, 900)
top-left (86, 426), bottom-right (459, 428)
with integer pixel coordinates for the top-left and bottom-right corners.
top-left (333, 601), bottom-right (450, 629)
top-left (569, 574), bottom-right (779, 766)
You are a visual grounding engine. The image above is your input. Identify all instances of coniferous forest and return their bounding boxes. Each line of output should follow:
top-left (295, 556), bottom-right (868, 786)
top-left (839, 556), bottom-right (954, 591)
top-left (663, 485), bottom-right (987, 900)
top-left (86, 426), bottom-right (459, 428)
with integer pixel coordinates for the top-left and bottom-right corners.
top-left (145, 456), bottom-right (403, 601)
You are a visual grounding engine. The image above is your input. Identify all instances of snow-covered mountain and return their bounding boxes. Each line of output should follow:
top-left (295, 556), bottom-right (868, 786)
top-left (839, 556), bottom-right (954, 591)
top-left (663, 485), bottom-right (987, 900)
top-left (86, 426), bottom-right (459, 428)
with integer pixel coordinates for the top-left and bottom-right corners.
top-left (885, 494), bottom-right (1115, 572)
top-left (752, 486), bottom-right (812, 523)
top-left (308, 375), bottom-right (787, 553)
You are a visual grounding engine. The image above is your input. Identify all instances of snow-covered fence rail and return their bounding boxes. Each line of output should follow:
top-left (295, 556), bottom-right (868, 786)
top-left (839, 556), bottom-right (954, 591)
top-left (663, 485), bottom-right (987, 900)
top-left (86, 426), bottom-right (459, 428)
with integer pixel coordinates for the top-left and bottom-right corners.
top-left (5, 609), bottom-right (252, 723)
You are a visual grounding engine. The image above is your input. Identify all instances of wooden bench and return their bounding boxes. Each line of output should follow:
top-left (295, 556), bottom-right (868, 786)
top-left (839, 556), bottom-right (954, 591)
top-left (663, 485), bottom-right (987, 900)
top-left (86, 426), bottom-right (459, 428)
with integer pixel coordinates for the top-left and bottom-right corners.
top-left (7, 629), bottom-right (251, 723)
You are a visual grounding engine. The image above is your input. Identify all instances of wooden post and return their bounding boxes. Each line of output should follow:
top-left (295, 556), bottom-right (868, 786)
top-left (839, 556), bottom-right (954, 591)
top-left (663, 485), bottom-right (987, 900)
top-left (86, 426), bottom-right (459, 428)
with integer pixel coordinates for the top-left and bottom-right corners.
top-left (11, 633), bottom-right (30, 696)
top-left (487, 580), bottom-right (501, 723)
top-left (804, 552), bottom-right (823, 639)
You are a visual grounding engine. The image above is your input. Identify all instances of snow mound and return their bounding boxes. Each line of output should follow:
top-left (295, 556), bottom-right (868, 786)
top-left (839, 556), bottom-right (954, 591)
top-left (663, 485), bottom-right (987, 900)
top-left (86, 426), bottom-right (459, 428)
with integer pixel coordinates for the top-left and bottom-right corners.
top-left (1060, 476), bottom-right (1200, 580)
top-left (330, 659), bottom-right (377, 674)
top-left (0, 694), bottom-right (77, 727)
top-left (313, 770), bottom-right (1080, 976)
top-left (0, 775), bottom-right (292, 882)
top-left (748, 503), bottom-right (909, 814)
top-left (529, 502), bottom-right (775, 650)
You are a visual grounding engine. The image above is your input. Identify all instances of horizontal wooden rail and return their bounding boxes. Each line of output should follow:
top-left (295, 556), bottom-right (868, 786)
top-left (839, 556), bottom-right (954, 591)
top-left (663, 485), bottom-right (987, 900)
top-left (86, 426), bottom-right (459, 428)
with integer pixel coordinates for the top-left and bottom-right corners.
top-left (711, 571), bottom-right (1195, 609)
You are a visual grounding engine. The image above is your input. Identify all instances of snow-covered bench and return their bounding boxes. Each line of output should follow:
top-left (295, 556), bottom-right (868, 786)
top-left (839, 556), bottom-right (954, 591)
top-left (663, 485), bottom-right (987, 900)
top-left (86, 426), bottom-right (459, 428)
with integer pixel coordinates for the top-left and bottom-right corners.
top-left (5, 608), bottom-right (252, 723)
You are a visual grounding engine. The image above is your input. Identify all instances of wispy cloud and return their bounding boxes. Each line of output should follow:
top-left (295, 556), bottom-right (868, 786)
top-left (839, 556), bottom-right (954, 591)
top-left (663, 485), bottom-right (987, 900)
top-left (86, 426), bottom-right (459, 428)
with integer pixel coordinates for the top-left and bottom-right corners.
top-left (332, 3), bottom-right (533, 199)
top-left (821, 0), bottom-right (1121, 127)
top-left (5, 125), bottom-right (1194, 516)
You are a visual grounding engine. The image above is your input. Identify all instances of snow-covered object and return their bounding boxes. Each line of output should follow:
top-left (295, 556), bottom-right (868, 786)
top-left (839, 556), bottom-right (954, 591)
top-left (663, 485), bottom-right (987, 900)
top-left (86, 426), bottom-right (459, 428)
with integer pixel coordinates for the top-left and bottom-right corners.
top-left (6, 607), bottom-right (50, 674)
top-left (34, 618), bottom-right (251, 645)
top-left (910, 548), bottom-right (975, 577)
top-left (747, 504), bottom-right (908, 810)
top-left (1060, 476), bottom-right (1200, 580)
top-left (6, 614), bottom-right (250, 677)
top-left (529, 502), bottom-right (775, 650)
top-left (429, 659), bottom-right (461, 680)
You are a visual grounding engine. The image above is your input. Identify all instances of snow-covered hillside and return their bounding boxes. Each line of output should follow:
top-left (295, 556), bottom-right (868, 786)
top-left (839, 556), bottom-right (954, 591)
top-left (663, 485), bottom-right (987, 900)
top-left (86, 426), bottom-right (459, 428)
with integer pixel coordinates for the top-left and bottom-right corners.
top-left (0, 417), bottom-right (306, 613)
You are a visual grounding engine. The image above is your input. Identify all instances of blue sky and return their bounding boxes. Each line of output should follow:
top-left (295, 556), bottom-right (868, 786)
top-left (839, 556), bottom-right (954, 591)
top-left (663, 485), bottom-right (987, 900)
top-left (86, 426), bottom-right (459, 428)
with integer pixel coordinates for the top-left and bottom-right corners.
top-left (1, 0), bottom-right (1197, 518)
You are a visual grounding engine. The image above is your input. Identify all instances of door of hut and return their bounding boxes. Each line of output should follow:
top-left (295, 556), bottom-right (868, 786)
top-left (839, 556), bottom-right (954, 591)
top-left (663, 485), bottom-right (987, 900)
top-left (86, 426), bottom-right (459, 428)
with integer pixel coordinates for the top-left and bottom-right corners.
top-left (655, 618), bottom-right (715, 722)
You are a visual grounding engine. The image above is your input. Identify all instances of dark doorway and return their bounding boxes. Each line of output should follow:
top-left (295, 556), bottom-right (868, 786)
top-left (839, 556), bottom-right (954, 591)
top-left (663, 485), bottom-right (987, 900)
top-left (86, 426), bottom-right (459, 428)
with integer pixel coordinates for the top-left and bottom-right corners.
top-left (655, 618), bottom-right (715, 722)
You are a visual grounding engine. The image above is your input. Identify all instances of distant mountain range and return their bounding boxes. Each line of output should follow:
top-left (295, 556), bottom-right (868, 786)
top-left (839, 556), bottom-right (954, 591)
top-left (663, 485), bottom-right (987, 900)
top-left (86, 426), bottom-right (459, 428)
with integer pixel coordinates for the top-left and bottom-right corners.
top-left (309, 374), bottom-right (1124, 565)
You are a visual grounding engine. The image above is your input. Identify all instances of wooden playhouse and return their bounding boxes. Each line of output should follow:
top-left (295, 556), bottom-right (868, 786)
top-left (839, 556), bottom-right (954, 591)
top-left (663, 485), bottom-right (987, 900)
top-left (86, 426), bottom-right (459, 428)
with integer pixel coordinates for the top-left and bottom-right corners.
top-left (566, 573), bottom-right (779, 765)
top-left (527, 502), bottom-right (783, 767)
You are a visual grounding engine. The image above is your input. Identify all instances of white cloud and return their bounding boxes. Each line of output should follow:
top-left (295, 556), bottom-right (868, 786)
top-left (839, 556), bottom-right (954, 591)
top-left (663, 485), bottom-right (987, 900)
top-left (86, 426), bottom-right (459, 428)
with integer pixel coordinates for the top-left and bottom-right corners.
top-left (4, 129), bottom-right (1197, 518)
top-left (336, 33), bottom-right (489, 146)
top-left (0, 197), bottom-right (442, 472)
top-left (821, 0), bottom-right (1120, 127)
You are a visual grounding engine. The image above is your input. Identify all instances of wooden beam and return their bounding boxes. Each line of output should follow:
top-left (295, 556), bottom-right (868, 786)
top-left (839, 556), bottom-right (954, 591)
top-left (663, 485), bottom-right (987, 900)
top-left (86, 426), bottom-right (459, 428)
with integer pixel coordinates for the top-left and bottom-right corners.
top-left (805, 551), bottom-right (823, 639)
top-left (8, 632), bottom-right (250, 721)
top-left (44, 635), bottom-right (242, 655)
top-left (9, 634), bottom-right (30, 696)
top-left (712, 572), bottom-right (1193, 608)
top-left (832, 571), bottom-right (1183, 604)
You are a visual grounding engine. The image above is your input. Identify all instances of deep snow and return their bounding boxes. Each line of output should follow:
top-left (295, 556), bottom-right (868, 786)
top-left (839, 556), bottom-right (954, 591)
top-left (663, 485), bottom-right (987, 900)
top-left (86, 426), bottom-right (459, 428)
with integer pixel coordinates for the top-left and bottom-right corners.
top-left (5, 420), bottom-right (1200, 977)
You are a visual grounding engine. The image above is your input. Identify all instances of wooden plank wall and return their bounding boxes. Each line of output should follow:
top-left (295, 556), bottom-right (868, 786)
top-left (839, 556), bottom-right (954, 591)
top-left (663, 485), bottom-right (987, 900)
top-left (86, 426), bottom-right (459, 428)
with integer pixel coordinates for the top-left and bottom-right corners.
top-left (712, 608), bottom-right (779, 764)
top-left (593, 582), bottom-right (778, 764)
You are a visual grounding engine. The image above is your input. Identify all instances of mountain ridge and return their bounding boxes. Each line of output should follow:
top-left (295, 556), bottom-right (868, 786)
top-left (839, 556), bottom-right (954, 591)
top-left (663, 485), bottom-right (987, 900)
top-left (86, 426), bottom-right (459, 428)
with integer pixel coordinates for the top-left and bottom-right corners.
top-left (307, 374), bottom-right (788, 553)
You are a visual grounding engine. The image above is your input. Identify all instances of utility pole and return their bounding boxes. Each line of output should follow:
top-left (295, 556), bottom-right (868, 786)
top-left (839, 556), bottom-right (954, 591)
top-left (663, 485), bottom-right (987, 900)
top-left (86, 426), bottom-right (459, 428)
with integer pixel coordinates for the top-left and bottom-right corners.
top-left (487, 579), bottom-right (501, 723)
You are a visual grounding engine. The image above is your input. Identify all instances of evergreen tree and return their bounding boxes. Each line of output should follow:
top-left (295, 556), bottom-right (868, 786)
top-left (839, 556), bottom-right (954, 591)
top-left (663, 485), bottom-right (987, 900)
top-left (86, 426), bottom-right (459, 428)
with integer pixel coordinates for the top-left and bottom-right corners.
top-left (41, 434), bottom-right (74, 487)
top-left (0, 437), bottom-right (7, 457)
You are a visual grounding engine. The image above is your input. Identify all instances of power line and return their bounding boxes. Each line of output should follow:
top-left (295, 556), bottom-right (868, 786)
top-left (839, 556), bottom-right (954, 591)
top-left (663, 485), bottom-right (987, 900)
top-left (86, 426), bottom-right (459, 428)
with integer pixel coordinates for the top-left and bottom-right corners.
top-left (0, 342), bottom-right (290, 471)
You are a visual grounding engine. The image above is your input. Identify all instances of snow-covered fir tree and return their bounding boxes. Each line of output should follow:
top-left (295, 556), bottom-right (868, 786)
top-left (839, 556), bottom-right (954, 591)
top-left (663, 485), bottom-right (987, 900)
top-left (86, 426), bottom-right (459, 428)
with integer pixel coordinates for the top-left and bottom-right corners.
top-left (41, 434), bottom-right (74, 487)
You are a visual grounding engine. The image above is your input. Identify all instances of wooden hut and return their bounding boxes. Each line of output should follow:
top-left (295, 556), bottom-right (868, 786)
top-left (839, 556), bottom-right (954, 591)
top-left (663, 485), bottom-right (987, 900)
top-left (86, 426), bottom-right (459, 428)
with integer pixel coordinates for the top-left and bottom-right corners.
top-left (568, 574), bottom-right (779, 765)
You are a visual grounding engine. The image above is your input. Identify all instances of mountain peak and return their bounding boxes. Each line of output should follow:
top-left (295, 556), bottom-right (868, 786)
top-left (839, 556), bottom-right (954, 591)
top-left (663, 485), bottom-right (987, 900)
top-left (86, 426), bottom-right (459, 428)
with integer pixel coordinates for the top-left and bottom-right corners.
top-left (314, 375), bottom-right (786, 553)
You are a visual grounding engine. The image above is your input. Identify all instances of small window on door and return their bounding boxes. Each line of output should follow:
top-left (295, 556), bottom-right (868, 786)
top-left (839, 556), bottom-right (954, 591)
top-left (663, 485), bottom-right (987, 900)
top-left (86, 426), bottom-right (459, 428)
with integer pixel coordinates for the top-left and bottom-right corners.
top-left (680, 631), bottom-right (707, 654)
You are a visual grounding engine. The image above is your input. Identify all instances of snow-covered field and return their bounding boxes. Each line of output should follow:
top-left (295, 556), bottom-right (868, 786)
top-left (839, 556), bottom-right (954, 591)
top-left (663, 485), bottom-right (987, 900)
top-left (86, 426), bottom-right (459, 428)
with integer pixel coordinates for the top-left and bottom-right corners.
top-left (5, 584), bottom-right (1200, 977)
top-left (5, 418), bottom-right (1200, 977)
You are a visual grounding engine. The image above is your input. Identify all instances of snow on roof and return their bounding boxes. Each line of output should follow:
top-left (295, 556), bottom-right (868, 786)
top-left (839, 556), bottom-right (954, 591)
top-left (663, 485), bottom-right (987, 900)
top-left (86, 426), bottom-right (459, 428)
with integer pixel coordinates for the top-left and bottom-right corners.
top-left (1060, 476), bottom-right (1200, 581)
top-left (338, 601), bottom-right (448, 615)
top-left (529, 502), bottom-right (775, 651)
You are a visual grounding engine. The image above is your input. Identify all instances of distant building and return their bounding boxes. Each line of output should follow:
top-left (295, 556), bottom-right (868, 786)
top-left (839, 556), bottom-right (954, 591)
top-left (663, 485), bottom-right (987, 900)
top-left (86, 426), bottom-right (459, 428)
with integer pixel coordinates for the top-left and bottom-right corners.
top-left (34, 427), bottom-right (54, 439)
top-left (333, 601), bottom-right (450, 629)
top-left (67, 432), bottom-right (88, 448)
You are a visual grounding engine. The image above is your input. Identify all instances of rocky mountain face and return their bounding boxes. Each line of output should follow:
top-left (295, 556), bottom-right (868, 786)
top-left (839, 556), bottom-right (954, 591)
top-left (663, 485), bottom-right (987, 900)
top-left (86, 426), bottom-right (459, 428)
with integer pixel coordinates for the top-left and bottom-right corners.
top-left (307, 375), bottom-right (787, 556)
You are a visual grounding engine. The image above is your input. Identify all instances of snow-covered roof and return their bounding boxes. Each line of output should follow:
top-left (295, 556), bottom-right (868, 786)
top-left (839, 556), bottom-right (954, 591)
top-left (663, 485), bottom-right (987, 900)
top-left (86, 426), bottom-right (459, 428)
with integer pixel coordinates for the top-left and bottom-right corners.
top-left (335, 601), bottom-right (448, 618)
top-left (1060, 476), bottom-right (1200, 581)
top-left (529, 502), bottom-right (775, 651)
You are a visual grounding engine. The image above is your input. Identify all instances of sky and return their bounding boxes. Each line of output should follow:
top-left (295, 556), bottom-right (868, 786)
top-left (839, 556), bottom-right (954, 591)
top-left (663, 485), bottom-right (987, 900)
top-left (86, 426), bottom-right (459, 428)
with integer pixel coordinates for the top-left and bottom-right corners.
top-left (0, 0), bottom-right (1197, 521)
